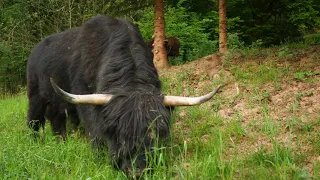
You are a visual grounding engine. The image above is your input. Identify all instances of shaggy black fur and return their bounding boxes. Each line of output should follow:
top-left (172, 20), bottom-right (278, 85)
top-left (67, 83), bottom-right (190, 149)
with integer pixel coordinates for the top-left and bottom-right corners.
top-left (26, 15), bottom-right (171, 173)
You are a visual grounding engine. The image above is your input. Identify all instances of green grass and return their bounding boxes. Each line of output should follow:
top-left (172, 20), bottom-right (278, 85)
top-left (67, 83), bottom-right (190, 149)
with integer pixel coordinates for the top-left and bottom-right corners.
top-left (2, 42), bottom-right (320, 179)
top-left (0, 96), bottom-right (124, 179)
top-left (230, 61), bottom-right (289, 87)
top-left (0, 94), bottom-right (313, 179)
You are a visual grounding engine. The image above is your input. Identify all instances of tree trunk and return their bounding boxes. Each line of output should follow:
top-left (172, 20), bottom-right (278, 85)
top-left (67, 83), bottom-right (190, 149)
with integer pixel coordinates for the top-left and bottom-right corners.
top-left (219, 0), bottom-right (227, 55)
top-left (153, 0), bottom-right (169, 70)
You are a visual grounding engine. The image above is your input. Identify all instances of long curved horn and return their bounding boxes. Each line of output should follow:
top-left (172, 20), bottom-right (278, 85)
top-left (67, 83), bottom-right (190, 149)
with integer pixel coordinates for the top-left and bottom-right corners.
top-left (163, 84), bottom-right (222, 106)
top-left (50, 78), bottom-right (113, 105)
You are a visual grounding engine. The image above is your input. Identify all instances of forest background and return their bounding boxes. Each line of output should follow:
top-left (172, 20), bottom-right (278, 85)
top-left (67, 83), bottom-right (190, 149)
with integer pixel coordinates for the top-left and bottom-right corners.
top-left (0, 0), bottom-right (319, 93)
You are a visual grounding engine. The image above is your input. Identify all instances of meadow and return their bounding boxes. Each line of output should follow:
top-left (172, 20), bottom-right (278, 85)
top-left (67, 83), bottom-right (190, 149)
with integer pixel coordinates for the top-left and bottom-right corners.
top-left (1, 41), bottom-right (320, 179)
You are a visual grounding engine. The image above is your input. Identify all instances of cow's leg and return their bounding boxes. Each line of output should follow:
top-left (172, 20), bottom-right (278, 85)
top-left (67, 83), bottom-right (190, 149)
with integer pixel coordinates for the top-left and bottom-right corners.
top-left (107, 137), bottom-right (120, 169)
top-left (26, 96), bottom-right (46, 138)
top-left (68, 110), bottom-right (80, 131)
top-left (49, 112), bottom-right (67, 140)
top-left (44, 104), bottom-right (67, 140)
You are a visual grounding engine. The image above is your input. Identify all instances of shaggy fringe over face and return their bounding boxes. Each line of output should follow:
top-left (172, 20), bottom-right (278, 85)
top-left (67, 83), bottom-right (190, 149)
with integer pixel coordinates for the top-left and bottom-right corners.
top-left (96, 89), bottom-right (171, 157)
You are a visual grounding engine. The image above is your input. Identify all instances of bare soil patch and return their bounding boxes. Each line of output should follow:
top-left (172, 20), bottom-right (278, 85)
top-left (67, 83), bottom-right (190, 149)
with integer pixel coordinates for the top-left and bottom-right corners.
top-left (160, 45), bottom-right (320, 176)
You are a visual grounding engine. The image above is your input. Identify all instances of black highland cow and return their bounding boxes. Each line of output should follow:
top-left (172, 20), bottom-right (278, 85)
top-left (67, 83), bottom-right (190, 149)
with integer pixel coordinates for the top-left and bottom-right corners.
top-left (27, 15), bottom-right (220, 175)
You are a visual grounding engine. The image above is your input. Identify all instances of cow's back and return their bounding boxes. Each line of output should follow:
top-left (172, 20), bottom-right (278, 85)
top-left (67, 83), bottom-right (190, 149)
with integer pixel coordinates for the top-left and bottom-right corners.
top-left (27, 27), bottom-right (80, 102)
top-left (27, 15), bottom-right (161, 127)
top-left (67, 15), bottom-right (160, 95)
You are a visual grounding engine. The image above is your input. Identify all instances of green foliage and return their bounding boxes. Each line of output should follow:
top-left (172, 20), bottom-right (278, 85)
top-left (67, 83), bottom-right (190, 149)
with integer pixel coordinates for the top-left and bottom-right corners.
top-left (294, 71), bottom-right (319, 82)
top-left (136, 6), bottom-right (218, 64)
top-left (287, 0), bottom-right (320, 34)
top-left (304, 33), bottom-right (320, 45)
top-left (249, 142), bottom-right (295, 168)
top-left (0, 0), bottom-right (113, 93)
top-left (227, 33), bottom-right (245, 50)
top-left (1, 0), bottom-right (320, 94)
top-left (230, 61), bottom-right (287, 87)
top-left (0, 1), bottom-right (35, 93)
top-left (227, 0), bottom-right (320, 46)
top-left (1, 93), bottom-right (314, 179)
top-left (102, 0), bottom-right (153, 17)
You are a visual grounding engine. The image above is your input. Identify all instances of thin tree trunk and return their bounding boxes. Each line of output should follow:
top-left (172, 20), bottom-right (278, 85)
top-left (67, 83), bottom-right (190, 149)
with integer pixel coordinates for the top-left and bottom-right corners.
top-left (153, 0), bottom-right (169, 69)
top-left (219, 0), bottom-right (227, 55)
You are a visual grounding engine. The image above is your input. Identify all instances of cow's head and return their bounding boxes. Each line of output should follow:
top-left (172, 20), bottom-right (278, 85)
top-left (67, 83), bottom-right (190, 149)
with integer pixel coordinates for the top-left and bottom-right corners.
top-left (50, 78), bottom-right (221, 176)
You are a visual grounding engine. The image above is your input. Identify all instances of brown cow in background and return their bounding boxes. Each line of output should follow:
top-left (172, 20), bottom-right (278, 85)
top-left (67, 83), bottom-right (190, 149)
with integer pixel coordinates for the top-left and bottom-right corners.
top-left (146, 37), bottom-right (180, 56)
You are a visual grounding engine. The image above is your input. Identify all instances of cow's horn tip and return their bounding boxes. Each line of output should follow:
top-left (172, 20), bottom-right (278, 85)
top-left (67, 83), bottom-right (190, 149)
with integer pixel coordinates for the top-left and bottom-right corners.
top-left (214, 84), bottom-right (223, 92)
top-left (50, 78), bottom-right (61, 94)
top-left (50, 77), bottom-right (55, 85)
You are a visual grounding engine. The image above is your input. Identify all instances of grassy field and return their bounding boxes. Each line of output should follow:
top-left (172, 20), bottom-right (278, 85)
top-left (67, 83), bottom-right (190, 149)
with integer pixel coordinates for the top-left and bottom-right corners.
top-left (1, 41), bottom-right (320, 179)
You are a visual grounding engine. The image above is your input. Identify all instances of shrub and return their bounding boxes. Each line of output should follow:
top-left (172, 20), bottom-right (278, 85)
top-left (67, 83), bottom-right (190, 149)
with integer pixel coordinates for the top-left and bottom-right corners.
top-left (136, 6), bottom-right (218, 64)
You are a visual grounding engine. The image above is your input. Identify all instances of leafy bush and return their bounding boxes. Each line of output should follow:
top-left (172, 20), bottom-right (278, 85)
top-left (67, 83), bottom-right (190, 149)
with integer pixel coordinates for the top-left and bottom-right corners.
top-left (0, 0), bottom-right (108, 93)
top-left (227, 0), bottom-right (320, 46)
top-left (304, 33), bottom-right (320, 45)
top-left (1, 0), bottom-right (320, 94)
top-left (227, 33), bottom-right (245, 50)
top-left (294, 71), bottom-right (319, 82)
top-left (136, 6), bottom-right (218, 64)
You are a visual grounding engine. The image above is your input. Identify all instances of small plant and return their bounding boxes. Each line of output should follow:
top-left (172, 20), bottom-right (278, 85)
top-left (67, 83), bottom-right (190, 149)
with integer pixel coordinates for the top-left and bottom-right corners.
top-left (314, 161), bottom-right (320, 180)
top-left (211, 99), bottom-right (222, 112)
top-left (278, 46), bottom-right (290, 58)
top-left (295, 91), bottom-right (313, 101)
top-left (313, 132), bottom-right (320, 154)
top-left (285, 117), bottom-right (303, 133)
top-left (252, 89), bottom-right (271, 103)
top-left (261, 104), bottom-right (279, 136)
top-left (304, 33), bottom-right (320, 45)
top-left (293, 71), bottom-right (319, 82)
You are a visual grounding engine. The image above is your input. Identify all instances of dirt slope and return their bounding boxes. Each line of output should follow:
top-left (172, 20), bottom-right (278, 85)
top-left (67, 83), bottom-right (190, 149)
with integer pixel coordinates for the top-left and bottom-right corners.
top-left (159, 45), bottom-right (320, 176)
